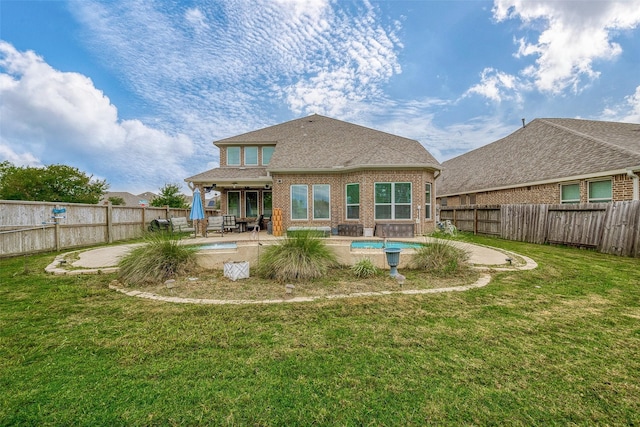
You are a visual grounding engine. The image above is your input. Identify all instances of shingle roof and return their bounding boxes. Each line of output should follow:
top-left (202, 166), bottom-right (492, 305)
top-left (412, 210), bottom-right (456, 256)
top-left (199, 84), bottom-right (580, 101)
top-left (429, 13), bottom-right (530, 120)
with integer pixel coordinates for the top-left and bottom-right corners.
top-left (215, 114), bottom-right (440, 171)
top-left (437, 118), bottom-right (640, 196)
top-left (101, 191), bottom-right (157, 206)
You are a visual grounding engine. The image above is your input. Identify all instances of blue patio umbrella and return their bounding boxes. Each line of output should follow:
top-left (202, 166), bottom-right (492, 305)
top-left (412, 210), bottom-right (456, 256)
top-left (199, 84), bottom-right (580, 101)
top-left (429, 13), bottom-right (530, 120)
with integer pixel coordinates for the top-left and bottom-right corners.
top-left (190, 188), bottom-right (205, 236)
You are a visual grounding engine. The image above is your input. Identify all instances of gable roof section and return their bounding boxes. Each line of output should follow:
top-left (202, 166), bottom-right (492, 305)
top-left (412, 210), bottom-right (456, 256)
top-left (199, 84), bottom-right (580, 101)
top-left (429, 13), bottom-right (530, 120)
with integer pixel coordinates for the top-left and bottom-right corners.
top-left (215, 114), bottom-right (440, 172)
top-left (437, 118), bottom-right (640, 197)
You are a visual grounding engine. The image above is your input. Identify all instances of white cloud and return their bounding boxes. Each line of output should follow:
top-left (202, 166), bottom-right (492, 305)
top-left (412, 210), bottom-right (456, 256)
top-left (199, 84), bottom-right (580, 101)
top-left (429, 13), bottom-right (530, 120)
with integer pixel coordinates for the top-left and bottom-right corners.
top-left (601, 85), bottom-right (640, 123)
top-left (465, 68), bottom-right (523, 103)
top-left (492, 0), bottom-right (640, 94)
top-left (0, 41), bottom-right (193, 193)
top-left (71, 0), bottom-right (402, 130)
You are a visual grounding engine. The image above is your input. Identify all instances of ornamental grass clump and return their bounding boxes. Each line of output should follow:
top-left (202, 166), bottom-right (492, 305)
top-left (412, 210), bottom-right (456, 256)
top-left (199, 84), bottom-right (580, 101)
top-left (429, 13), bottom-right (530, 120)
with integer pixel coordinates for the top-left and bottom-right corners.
top-left (256, 231), bottom-right (338, 282)
top-left (118, 233), bottom-right (198, 286)
top-left (351, 257), bottom-right (380, 278)
top-left (409, 239), bottom-right (470, 276)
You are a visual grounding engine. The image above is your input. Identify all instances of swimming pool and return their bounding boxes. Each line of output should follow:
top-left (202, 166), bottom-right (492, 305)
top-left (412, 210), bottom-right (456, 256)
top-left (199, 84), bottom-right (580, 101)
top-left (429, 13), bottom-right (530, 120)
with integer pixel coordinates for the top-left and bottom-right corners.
top-left (350, 241), bottom-right (424, 250)
top-left (194, 242), bottom-right (238, 250)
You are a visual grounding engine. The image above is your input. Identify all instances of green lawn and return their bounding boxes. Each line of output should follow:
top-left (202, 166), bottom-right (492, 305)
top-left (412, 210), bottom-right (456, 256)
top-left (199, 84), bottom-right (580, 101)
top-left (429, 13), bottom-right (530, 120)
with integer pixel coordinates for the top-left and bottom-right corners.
top-left (1, 235), bottom-right (639, 425)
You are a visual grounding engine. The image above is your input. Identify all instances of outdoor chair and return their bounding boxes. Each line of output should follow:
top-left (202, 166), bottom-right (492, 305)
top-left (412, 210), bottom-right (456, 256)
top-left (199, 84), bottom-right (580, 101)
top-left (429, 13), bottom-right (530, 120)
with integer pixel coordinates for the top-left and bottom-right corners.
top-left (246, 215), bottom-right (263, 232)
top-left (223, 215), bottom-right (239, 232)
top-left (206, 216), bottom-right (224, 235)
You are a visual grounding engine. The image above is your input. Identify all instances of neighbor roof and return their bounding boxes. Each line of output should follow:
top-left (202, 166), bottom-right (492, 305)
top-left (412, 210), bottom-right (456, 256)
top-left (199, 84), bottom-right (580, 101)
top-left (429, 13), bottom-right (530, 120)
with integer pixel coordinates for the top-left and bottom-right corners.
top-left (437, 118), bottom-right (640, 197)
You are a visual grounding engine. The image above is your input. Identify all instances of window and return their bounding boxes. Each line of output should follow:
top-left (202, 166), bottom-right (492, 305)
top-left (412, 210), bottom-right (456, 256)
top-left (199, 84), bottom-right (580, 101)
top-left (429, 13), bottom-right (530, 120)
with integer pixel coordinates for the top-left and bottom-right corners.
top-left (313, 185), bottom-right (330, 220)
top-left (588, 179), bottom-right (612, 203)
top-left (440, 197), bottom-right (447, 207)
top-left (346, 183), bottom-right (360, 220)
top-left (425, 183), bottom-right (432, 220)
top-left (227, 147), bottom-right (240, 166)
top-left (262, 191), bottom-right (272, 217)
top-left (291, 185), bottom-right (308, 220)
top-left (245, 191), bottom-right (258, 217)
top-left (262, 147), bottom-right (274, 165)
top-left (227, 191), bottom-right (240, 216)
top-left (375, 182), bottom-right (411, 220)
top-left (561, 183), bottom-right (580, 204)
top-left (244, 147), bottom-right (258, 165)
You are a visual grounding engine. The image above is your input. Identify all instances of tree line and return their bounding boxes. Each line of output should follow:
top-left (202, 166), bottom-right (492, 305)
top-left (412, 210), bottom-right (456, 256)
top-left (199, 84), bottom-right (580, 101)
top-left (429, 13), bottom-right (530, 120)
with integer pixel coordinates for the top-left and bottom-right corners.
top-left (0, 161), bottom-right (189, 208)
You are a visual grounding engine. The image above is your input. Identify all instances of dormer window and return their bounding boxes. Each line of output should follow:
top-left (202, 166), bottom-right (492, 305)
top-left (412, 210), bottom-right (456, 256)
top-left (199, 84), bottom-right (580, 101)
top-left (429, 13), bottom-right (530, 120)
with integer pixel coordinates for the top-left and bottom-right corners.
top-left (227, 147), bottom-right (240, 166)
top-left (262, 146), bottom-right (274, 165)
top-left (245, 146), bottom-right (258, 165)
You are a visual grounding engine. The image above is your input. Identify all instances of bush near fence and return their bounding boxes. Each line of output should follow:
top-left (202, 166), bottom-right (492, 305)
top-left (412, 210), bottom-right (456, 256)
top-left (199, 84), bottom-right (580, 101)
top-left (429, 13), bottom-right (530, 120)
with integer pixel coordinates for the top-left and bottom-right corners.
top-left (0, 200), bottom-right (218, 257)
top-left (439, 201), bottom-right (640, 257)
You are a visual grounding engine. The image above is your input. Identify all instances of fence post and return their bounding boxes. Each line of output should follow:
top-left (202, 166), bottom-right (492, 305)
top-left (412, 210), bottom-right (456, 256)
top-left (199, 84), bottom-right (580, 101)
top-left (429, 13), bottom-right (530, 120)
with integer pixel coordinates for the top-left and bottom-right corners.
top-left (106, 202), bottom-right (113, 244)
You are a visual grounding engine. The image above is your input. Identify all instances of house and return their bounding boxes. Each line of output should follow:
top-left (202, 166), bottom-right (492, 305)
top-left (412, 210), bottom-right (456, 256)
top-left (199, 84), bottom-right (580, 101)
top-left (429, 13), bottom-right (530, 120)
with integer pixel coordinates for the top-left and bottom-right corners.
top-left (437, 118), bottom-right (640, 207)
top-left (101, 191), bottom-right (157, 206)
top-left (185, 114), bottom-right (441, 236)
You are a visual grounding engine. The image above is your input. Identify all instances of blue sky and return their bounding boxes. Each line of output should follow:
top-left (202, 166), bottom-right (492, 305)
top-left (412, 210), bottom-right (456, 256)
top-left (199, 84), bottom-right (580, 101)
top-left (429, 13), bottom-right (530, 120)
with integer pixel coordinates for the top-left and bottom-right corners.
top-left (1, 0), bottom-right (639, 195)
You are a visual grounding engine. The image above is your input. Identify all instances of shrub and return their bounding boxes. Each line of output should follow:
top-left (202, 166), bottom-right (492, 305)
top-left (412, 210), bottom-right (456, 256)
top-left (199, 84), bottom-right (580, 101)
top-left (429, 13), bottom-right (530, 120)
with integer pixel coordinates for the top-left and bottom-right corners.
top-left (409, 239), bottom-right (470, 276)
top-left (256, 231), bottom-right (338, 282)
top-left (351, 257), bottom-right (380, 278)
top-left (118, 233), bottom-right (198, 286)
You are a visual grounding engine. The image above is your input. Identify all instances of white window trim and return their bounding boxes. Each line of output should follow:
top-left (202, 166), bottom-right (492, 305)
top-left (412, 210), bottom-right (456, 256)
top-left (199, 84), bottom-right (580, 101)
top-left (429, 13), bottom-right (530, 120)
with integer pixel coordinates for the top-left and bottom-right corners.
top-left (588, 179), bottom-right (613, 203)
top-left (290, 184), bottom-right (308, 221)
top-left (374, 182), bottom-right (412, 220)
top-left (262, 146), bottom-right (274, 166)
top-left (244, 191), bottom-right (259, 217)
top-left (346, 183), bottom-right (360, 220)
top-left (312, 184), bottom-right (330, 220)
top-left (560, 182), bottom-right (580, 204)
top-left (425, 183), bottom-right (432, 220)
top-left (227, 191), bottom-right (241, 216)
top-left (227, 147), bottom-right (240, 166)
top-left (244, 146), bottom-right (258, 166)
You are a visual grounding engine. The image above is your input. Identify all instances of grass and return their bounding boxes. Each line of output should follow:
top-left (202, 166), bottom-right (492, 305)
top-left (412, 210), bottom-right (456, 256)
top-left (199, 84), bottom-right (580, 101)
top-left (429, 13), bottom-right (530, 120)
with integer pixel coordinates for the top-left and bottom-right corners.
top-left (256, 231), bottom-right (339, 282)
top-left (1, 234), bottom-right (639, 425)
top-left (118, 232), bottom-right (198, 286)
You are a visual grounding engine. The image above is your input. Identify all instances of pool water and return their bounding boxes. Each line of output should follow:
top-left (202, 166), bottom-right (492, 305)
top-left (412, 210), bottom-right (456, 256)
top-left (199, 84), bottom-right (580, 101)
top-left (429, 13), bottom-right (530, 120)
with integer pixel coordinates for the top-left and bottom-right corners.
top-left (350, 241), bottom-right (424, 250)
top-left (195, 242), bottom-right (238, 250)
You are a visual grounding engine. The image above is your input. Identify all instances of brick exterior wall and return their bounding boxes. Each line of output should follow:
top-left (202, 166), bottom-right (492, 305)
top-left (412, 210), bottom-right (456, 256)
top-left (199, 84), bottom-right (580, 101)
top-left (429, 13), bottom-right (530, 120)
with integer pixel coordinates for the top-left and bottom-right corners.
top-left (270, 169), bottom-right (436, 233)
top-left (438, 173), bottom-right (635, 206)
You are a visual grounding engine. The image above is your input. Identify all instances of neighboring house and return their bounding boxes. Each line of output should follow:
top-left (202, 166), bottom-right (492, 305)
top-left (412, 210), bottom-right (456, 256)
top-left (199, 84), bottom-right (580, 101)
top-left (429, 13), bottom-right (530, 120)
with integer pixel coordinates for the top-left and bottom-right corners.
top-left (101, 191), bottom-right (157, 206)
top-left (437, 118), bottom-right (640, 207)
top-left (186, 114), bottom-right (441, 235)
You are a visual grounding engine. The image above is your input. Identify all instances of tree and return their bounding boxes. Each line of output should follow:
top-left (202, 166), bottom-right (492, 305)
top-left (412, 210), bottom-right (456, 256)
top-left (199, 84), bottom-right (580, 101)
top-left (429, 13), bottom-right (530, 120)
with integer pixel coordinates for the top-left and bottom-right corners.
top-left (108, 196), bottom-right (126, 205)
top-left (0, 161), bottom-right (109, 204)
top-left (151, 183), bottom-right (189, 208)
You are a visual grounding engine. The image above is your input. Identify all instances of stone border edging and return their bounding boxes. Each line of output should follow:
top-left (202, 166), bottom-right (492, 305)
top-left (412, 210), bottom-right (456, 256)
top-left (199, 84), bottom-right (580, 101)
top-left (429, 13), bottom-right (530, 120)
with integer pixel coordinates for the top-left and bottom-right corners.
top-left (108, 273), bottom-right (493, 305)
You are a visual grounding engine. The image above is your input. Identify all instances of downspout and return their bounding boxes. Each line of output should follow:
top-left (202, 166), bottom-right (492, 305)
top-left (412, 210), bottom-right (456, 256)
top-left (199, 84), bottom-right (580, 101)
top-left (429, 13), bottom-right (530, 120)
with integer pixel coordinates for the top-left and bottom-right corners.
top-left (627, 168), bottom-right (640, 200)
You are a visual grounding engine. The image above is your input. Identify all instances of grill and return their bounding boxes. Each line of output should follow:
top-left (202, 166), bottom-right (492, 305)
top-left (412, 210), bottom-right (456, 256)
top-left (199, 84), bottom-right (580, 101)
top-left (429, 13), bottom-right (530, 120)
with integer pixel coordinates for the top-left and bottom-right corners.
top-left (148, 218), bottom-right (170, 231)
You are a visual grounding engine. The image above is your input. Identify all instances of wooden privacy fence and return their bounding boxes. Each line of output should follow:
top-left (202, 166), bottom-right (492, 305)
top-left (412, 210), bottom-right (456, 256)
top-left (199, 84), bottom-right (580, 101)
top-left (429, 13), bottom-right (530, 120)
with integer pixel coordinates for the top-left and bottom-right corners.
top-left (440, 201), bottom-right (640, 257)
top-left (0, 200), bottom-right (218, 257)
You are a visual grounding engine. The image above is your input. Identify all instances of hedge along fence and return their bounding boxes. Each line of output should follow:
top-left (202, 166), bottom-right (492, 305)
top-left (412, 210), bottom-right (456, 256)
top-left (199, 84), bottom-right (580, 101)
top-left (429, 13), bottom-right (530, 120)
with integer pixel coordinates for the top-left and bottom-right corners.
top-left (0, 200), bottom-right (218, 257)
top-left (439, 201), bottom-right (640, 258)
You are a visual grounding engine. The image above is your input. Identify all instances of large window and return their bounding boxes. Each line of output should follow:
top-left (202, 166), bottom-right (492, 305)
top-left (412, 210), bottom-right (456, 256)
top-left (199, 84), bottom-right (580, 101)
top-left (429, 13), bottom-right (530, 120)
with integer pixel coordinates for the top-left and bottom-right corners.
top-left (561, 183), bottom-right (580, 204)
top-left (375, 182), bottom-right (412, 220)
top-left (227, 191), bottom-right (240, 216)
top-left (346, 183), bottom-right (360, 220)
top-left (313, 185), bottom-right (330, 220)
top-left (227, 147), bottom-right (240, 166)
top-left (245, 191), bottom-right (258, 217)
top-left (291, 185), bottom-right (308, 220)
top-left (244, 147), bottom-right (258, 165)
top-left (425, 183), bottom-right (432, 219)
top-left (262, 191), bottom-right (272, 217)
top-left (588, 179), bottom-right (612, 203)
top-left (262, 147), bottom-right (274, 165)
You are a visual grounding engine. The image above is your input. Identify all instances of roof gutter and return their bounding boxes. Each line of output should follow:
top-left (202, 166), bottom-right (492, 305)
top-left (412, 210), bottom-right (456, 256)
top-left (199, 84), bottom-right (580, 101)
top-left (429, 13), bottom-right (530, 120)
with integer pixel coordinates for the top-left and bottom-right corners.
top-left (627, 166), bottom-right (640, 201)
top-left (268, 163), bottom-right (441, 174)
